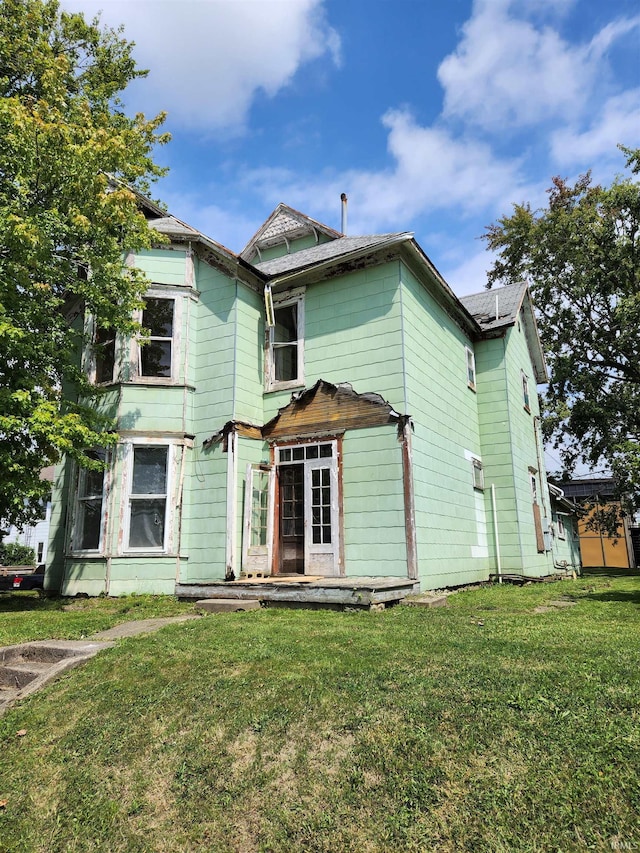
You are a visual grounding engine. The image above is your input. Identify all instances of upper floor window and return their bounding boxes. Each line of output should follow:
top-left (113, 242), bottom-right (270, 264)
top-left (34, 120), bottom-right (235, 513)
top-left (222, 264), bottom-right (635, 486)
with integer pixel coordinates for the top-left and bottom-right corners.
top-left (139, 297), bottom-right (174, 379)
top-left (94, 326), bottom-right (116, 384)
top-left (73, 449), bottom-right (107, 551)
top-left (465, 346), bottom-right (476, 390)
top-left (522, 371), bottom-right (531, 412)
top-left (471, 457), bottom-right (484, 490)
top-left (266, 293), bottom-right (304, 390)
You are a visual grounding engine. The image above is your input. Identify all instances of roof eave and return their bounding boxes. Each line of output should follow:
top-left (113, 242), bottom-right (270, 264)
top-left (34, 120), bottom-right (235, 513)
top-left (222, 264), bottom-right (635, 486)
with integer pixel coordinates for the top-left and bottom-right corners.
top-left (264, 233), bottom-right (414, 288)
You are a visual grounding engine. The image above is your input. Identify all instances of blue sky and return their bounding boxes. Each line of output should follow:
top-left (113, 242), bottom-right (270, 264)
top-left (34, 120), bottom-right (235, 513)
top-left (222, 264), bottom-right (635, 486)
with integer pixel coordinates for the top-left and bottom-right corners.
top-left (67, 0), bottom-right (639, 298)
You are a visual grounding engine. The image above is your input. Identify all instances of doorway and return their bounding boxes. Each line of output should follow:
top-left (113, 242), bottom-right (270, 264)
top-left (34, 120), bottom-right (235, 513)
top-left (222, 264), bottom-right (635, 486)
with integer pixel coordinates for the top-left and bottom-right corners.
top-left (279, 464), bottom-right (304, 573)
top-left (276, 440), bottom-right (340, 577)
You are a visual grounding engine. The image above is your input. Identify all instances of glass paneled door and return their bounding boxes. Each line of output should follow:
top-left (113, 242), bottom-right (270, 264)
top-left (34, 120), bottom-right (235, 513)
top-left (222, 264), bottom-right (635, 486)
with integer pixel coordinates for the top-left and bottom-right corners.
top-left (276, 441), bottom-right (340, 577)
top-left (242, 464), bottom-right (275, 574)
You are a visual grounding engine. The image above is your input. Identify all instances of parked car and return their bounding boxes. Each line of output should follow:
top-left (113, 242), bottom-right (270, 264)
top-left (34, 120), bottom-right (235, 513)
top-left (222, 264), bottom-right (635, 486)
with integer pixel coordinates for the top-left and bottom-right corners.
top-left (0, 565), bottom-right (45, 591)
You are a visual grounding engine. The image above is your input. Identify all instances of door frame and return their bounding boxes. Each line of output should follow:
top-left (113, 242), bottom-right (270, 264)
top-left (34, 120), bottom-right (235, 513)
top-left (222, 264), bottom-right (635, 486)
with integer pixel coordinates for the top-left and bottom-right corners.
top-left (271, 436), bottom-right (344, 577)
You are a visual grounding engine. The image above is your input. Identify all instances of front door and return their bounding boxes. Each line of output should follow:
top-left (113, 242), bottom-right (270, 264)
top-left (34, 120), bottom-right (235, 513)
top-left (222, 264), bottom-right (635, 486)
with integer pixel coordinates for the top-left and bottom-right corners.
top-left (276, 441), bottom-right (340, 577)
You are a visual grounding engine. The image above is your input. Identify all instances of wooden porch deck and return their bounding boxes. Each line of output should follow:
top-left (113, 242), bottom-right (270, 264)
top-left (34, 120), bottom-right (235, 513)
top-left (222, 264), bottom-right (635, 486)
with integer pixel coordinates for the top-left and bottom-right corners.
top-left (175, 576), bottom-right (421, 610)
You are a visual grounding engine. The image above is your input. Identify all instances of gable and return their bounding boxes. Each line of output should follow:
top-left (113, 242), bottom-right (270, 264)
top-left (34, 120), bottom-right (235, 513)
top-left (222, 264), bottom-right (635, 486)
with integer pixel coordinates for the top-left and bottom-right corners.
top-left (241, 204), bottom-right (341, 264)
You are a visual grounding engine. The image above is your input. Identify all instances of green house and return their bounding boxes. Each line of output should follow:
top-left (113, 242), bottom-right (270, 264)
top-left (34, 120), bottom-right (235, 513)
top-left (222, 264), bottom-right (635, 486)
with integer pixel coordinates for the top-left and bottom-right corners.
top-left (46, 201), bottom-right (576, 598)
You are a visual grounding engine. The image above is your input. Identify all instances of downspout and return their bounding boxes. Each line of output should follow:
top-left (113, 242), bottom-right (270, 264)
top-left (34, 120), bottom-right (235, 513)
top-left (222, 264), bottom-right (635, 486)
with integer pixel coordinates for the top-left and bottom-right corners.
top-left (491, 483), bottom-right (502, 583)
top-left (533, 415), bottom-right (552, 562)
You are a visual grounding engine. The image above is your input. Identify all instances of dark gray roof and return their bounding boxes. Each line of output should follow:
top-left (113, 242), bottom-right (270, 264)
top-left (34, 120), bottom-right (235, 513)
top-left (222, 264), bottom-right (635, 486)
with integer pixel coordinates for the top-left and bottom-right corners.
top-left (255, 233), bottom-right (411, 278)
top-left (460, 282), bottom-right (528, 331)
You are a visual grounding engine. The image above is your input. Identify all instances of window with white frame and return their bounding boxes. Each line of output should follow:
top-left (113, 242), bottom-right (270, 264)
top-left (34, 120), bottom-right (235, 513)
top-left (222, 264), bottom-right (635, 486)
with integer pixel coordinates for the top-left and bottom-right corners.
top-left (267, 293), bottom-right (304, 389)
top-left (471, 457), bottom-right (484, 490)
top-left (556, 515), bottom-right (566, 539)
top-left (73, 449), bottom-right (107, 551)
top-left (127, 445), bottom-right (169, 550)
top-left (522, 371), bottom-right (531, 411)
top-left (465, 346), bottom-right (476, 390)
top-left (139, 297), bottom-right (175, 378)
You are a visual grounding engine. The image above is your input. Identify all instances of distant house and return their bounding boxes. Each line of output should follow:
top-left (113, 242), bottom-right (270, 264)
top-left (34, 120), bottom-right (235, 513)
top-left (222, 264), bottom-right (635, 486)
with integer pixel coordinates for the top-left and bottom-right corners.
top-left (3, 466), bottom-right (54, 567)
top-left (561, 478), bottom-right (638, 570)
top-left (46, 202), bottom-right (574, 596)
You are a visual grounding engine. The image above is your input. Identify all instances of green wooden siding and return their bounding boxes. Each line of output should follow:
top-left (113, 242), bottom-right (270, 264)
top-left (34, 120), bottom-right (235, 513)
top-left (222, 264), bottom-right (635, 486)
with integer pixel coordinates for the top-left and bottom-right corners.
top-left (399, 263), bottom-right (490, 588)
top-left (134, 247), bottom-right (187, 286)
top-left (475, 318), bottom-right (553, 576)
top-left (233, 287), bottom-right (265, 425)
top-left (342, 427), bottom-right (407, 577)
top-left (191, 262), bottom-right (237, 428)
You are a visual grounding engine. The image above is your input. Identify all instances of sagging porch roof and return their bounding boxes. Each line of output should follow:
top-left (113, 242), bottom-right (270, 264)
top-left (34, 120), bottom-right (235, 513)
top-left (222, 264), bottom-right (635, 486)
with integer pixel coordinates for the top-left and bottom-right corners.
top-left (203, 379), bottom-right (410, 449)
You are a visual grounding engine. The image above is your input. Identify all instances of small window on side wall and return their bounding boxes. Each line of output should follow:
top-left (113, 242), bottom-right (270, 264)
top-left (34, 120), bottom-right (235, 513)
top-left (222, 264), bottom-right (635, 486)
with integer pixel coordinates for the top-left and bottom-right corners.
top-left (465, 346), bottom-right (476, 390)
top-left (522, 371), bottom-right (531, 412)
top-left (471, 458), bottom-right (484, 491)
top-left (267, 294), bottom-right (304, 390)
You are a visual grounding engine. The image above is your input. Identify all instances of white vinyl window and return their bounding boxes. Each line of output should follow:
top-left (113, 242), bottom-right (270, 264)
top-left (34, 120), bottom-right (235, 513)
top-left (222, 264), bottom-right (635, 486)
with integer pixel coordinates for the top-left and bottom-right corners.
top-left (73, 449), bottom-right (108, 551)
top-left (126, 445), bottom-right (170, 550)
top-left (465, 346), bottom-right (476, 390)
top-left (471, 457), bottom-right (484, 491)
top-left (266, 293), bottom-right (304, 390)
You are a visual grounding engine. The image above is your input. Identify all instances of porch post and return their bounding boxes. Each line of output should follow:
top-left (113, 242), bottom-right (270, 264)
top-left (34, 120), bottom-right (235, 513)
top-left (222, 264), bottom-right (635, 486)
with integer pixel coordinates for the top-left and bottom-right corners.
top-left (225, 428), bottom-right (238, 580)
top-left (401, 418), bottom-right (418, 580)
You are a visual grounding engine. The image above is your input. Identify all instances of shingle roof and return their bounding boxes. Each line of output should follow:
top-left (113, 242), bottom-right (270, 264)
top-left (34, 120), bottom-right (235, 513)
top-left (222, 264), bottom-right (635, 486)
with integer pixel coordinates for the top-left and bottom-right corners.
top-left (148, 216), bottom-right (237, 261)
top-left (460, 282), bottom-right (528, 331)
top-left (255, 233), bottom-right (411, 278)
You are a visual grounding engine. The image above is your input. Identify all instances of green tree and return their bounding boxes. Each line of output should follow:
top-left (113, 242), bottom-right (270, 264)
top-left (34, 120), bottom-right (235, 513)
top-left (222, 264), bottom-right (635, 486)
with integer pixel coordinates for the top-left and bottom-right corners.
top-left (0, 541), bottom-right (36, 566)
top-left (0, 0), bottom-right (168, 533)
top-left (484, 146), bottom-right (640, 517)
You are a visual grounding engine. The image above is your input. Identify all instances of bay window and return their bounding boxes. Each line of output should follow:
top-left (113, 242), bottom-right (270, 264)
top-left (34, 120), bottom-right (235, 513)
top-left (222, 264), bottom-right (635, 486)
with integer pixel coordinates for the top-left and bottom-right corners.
top-left (127, 445), bottom-right (169, 550)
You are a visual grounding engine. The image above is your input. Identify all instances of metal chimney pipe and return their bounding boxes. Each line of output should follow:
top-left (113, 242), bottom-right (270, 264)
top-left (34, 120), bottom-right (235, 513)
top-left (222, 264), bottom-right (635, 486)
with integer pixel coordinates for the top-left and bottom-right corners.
top-left (341, 193), bottom-right (348, 235)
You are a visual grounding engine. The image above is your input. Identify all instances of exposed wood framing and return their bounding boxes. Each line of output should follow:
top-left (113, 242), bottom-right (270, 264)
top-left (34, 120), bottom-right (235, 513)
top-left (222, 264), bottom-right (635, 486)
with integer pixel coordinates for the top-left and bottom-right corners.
top-left (400, 417), bottom-right (418, 580)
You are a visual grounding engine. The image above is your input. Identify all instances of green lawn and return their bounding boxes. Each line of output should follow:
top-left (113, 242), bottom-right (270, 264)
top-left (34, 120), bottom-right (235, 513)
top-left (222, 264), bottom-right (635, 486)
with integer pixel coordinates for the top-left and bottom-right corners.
top-left (1, 577), bottom-right (639, 852)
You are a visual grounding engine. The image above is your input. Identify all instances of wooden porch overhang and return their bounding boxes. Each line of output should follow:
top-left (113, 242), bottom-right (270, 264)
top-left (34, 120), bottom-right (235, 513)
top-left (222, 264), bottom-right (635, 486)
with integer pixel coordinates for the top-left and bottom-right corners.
top-left (175, 576), bottom-right (420, 610)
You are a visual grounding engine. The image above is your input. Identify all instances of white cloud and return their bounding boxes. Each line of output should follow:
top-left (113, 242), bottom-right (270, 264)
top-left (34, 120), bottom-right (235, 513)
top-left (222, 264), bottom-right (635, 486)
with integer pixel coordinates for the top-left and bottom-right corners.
top-left (243, 109), bottom-right (531, 234)
top-left (550, 89), bottom-right (640, 170)
top-left (160, 188), bottom-right (262, 253)
top-left (437, 0), bottom-right (640, 131)
top-left (440, 247), bottom-right (497, 297)
top-left (64, 0), bottom-right (340, 132)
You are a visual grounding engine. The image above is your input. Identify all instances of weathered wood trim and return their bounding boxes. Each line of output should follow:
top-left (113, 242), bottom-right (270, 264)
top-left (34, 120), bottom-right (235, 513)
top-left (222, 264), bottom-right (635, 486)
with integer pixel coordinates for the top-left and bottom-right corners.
top-left (263, 379), bottom-right (401, 440)
top-left (401, 418), bottom-right (418, 580)
top-left (270, 443), bottom-right (281, 575)
top-left (337, 435), bottom-right (345, 576)
top-left (225, 429), bottom-right (238, 579)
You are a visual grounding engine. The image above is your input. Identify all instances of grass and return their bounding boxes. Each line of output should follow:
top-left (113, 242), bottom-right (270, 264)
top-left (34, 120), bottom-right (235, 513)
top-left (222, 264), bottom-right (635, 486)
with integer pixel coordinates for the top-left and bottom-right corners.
top-left (0, 592), bottom-right (193, 646)
top-left (1, 577), bottom-right (639, 852)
